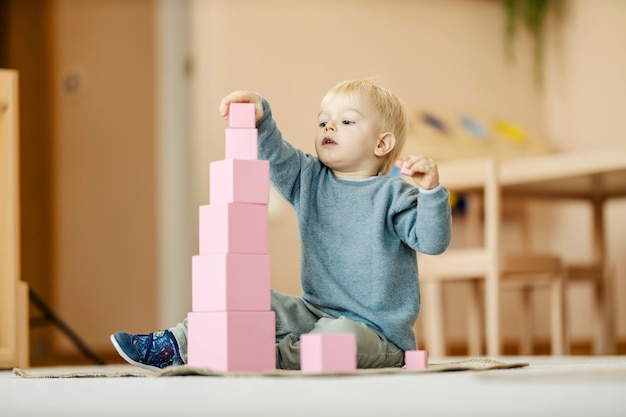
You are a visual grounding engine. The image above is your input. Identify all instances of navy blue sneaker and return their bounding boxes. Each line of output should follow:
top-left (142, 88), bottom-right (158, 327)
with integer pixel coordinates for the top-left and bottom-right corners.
top-left (110, 330), bottom-right (184, 371)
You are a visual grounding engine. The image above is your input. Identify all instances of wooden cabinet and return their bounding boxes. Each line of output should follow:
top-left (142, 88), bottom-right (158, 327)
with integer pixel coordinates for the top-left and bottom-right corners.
top-left (0, 69), bottom-right (29, 369)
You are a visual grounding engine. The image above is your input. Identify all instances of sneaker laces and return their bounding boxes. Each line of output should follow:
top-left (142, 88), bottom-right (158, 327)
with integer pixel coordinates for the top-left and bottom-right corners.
top-left (142, 330), bottom-right (181, 367)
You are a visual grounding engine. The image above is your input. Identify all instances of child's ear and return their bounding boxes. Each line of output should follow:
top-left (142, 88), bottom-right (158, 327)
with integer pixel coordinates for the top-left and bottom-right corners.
top-left (374, 132), bottom-right (396, 156)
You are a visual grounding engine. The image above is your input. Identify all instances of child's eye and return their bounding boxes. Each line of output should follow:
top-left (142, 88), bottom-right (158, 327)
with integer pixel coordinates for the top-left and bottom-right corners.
top-left (342, 120), bottom-right (354, 125)
top-left (319, 122), bottom-right (327, 128)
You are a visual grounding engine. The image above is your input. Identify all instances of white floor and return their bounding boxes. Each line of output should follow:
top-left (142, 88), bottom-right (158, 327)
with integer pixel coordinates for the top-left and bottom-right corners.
top-left (2, 356), bottom-right (626, 417)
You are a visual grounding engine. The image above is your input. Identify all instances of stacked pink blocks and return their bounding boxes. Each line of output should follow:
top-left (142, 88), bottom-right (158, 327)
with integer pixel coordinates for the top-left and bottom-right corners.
top-left (187, 103), bottom-right (276, 372)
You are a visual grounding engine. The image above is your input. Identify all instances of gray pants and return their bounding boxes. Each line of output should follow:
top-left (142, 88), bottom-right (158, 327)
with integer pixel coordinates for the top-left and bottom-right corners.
top-left (170, 290), bottom-right (405, 370)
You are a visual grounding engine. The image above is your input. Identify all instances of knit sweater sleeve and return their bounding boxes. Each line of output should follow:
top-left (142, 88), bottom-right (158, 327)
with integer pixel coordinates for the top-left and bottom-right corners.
top-left (393, 185), bottom-right (452, 255)
top-left (255, 98), bottom-right (316, 207)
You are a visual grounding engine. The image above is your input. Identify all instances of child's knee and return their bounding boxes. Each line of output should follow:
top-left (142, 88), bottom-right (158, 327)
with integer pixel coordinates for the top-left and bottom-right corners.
top-left (313, 316), bottom-right (363, 335)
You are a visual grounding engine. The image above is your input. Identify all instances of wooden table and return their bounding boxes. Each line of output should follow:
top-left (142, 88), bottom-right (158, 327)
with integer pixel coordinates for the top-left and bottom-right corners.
top-left (499, 145), bottom-right (626, 267)
top-left (499, 146), bottom-right (626, 198)
top-left (502, 146), bottom-right (626, 353)
top-left (437, 145), bottom-right (626, 355)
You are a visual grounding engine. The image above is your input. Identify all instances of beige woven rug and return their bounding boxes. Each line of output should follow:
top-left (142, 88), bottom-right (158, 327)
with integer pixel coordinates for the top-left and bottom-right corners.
top-left (13, 357), bottom-right (528, 378)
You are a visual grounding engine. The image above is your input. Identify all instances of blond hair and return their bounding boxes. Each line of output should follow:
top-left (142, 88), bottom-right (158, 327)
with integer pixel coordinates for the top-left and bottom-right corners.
top-left (321, 79), bottom-right (408, 174)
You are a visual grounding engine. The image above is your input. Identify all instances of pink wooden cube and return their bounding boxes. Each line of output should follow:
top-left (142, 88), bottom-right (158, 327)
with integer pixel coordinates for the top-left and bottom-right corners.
top-left (192, 254), bottom-right (270, 312)
top-left (300, 333), bottom-right (356, 374)
top-left (400, 161), bottom-right (412, 176)
top-left (187, 311), bottom-right (276, 372)
top-left (228, 103), bottom-right (256, 129)
top-left (199, 203), bottom-right (268, 255)
top-left (225, 128), bottom-right (258, 160)
top-left (404, 350), bottom-right (428, 370)
top-left (210, 159), bottom-right (269, 204)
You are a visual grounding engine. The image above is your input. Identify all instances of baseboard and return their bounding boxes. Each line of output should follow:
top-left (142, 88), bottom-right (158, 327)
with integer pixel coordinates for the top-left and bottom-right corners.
top-left (447, 338), bottom-right (626, 356)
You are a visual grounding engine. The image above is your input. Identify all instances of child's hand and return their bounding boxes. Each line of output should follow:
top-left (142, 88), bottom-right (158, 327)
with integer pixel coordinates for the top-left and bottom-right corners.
top-left (396, 156), bottom-right (440, 190)
top-left (219, 91), bottom-right (264, 122)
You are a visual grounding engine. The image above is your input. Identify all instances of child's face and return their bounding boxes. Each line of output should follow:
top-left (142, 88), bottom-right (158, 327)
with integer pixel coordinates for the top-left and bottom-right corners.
top-left (315, 93), bottom-right (385, 177)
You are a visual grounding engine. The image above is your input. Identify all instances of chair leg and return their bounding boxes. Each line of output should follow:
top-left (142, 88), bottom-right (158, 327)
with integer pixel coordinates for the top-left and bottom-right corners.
top-left (591, 278), bottom-right (605, 355)
top-left (519, 286), bottom-right (533, 355)
top-left (422, 281), bottom-right (446, 358)
top-left (550, 273), bottom-right (566, 355)
top-left (17, 281), bottom-right (30, 368)
top-left (485, 271), bottom-right (501, 357)
top-left (600, 264), bottom-right (617, 354)
top-left (467, 280), bottom-right (483, 356)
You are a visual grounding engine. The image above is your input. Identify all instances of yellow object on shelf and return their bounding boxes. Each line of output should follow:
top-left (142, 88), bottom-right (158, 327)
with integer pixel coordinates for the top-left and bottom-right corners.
top-left (493, 120), bottom-right (526, 144)
top-left (404, 108), bottom-right (553, 162)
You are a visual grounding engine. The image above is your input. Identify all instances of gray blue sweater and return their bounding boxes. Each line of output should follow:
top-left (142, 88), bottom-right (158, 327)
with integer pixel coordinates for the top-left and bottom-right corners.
top-left (257, 99), bottom-right (452, 351)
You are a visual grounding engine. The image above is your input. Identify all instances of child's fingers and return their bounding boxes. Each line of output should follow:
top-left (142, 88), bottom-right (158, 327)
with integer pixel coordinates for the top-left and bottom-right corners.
top-left (399, 156), bottom-right (429, 173)
top-left (219, 91), bottom-right (260, 119)
top-left (400, 160), bottom-right (413, 176)
top-left (411, 158), bottom-right (434, 174)
top-left (252, 99), bottom-right (264, 121)
top-left (398, 155), bottom-right (440, 189)
top-left (395, 159), bottom-right (407, 169)
top-left (219, 97), bottom-right (233, 118)
top-left (219, 95), bottom-right (241, 118)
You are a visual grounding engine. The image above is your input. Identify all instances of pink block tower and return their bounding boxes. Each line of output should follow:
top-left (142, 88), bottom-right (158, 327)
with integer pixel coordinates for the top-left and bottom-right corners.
top-left (187, 103), bottom-right (276, 372)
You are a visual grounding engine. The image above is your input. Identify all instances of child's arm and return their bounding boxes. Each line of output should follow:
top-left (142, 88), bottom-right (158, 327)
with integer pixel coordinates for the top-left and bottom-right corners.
top-left (393, 155), bottom-right (451, 255)
top-left (395, 155), bottom-right (440, 191)
top-left (218, 90), bottom-right (314, 207)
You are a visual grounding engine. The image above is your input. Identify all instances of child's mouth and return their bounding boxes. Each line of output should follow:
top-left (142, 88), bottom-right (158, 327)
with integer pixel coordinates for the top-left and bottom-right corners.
top-left (322, 137), bottom-right (337, 146)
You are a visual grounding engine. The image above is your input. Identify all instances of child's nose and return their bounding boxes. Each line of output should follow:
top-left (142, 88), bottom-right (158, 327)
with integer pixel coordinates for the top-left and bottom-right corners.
top-left (324, 121), bottom-right (336, 131)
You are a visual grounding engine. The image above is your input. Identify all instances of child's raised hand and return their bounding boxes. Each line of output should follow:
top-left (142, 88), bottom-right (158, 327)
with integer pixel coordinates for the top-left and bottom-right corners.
top-left (396, 155), bottom-right (440, 190)
top-left (219, 91), bottom-right (264, 122)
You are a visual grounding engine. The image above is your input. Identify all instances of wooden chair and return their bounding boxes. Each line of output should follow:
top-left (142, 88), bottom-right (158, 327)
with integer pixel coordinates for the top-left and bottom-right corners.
top-left (417, 158), bottom-right (567, 357)
top-left (566, 261), bottom-right (615, 354)
top-left (0, 69), bottom-right (29, 369)
top-left (504, 198), bottom-right (616, 355)
top-left (499, 252), bottom-right (567, 355)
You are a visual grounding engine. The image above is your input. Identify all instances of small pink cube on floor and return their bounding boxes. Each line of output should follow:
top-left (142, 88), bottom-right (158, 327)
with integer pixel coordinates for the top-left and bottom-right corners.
top-left (400, 161), bottom-right (412, 176)
top-left (404, 349), bottom-right (428, 370)
top-left (300, 333), bottom-right (356, 374)
top-left (228, 103), bottom-right (256, 129)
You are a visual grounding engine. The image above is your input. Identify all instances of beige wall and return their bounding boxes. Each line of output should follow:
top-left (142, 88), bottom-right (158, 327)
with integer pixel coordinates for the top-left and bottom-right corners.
top-left (50, 0), bottom-right (158, 352)
top-left (190, 0), bottom-right (625, 347)
top-left (42, 0), bottom-right (625, 357)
